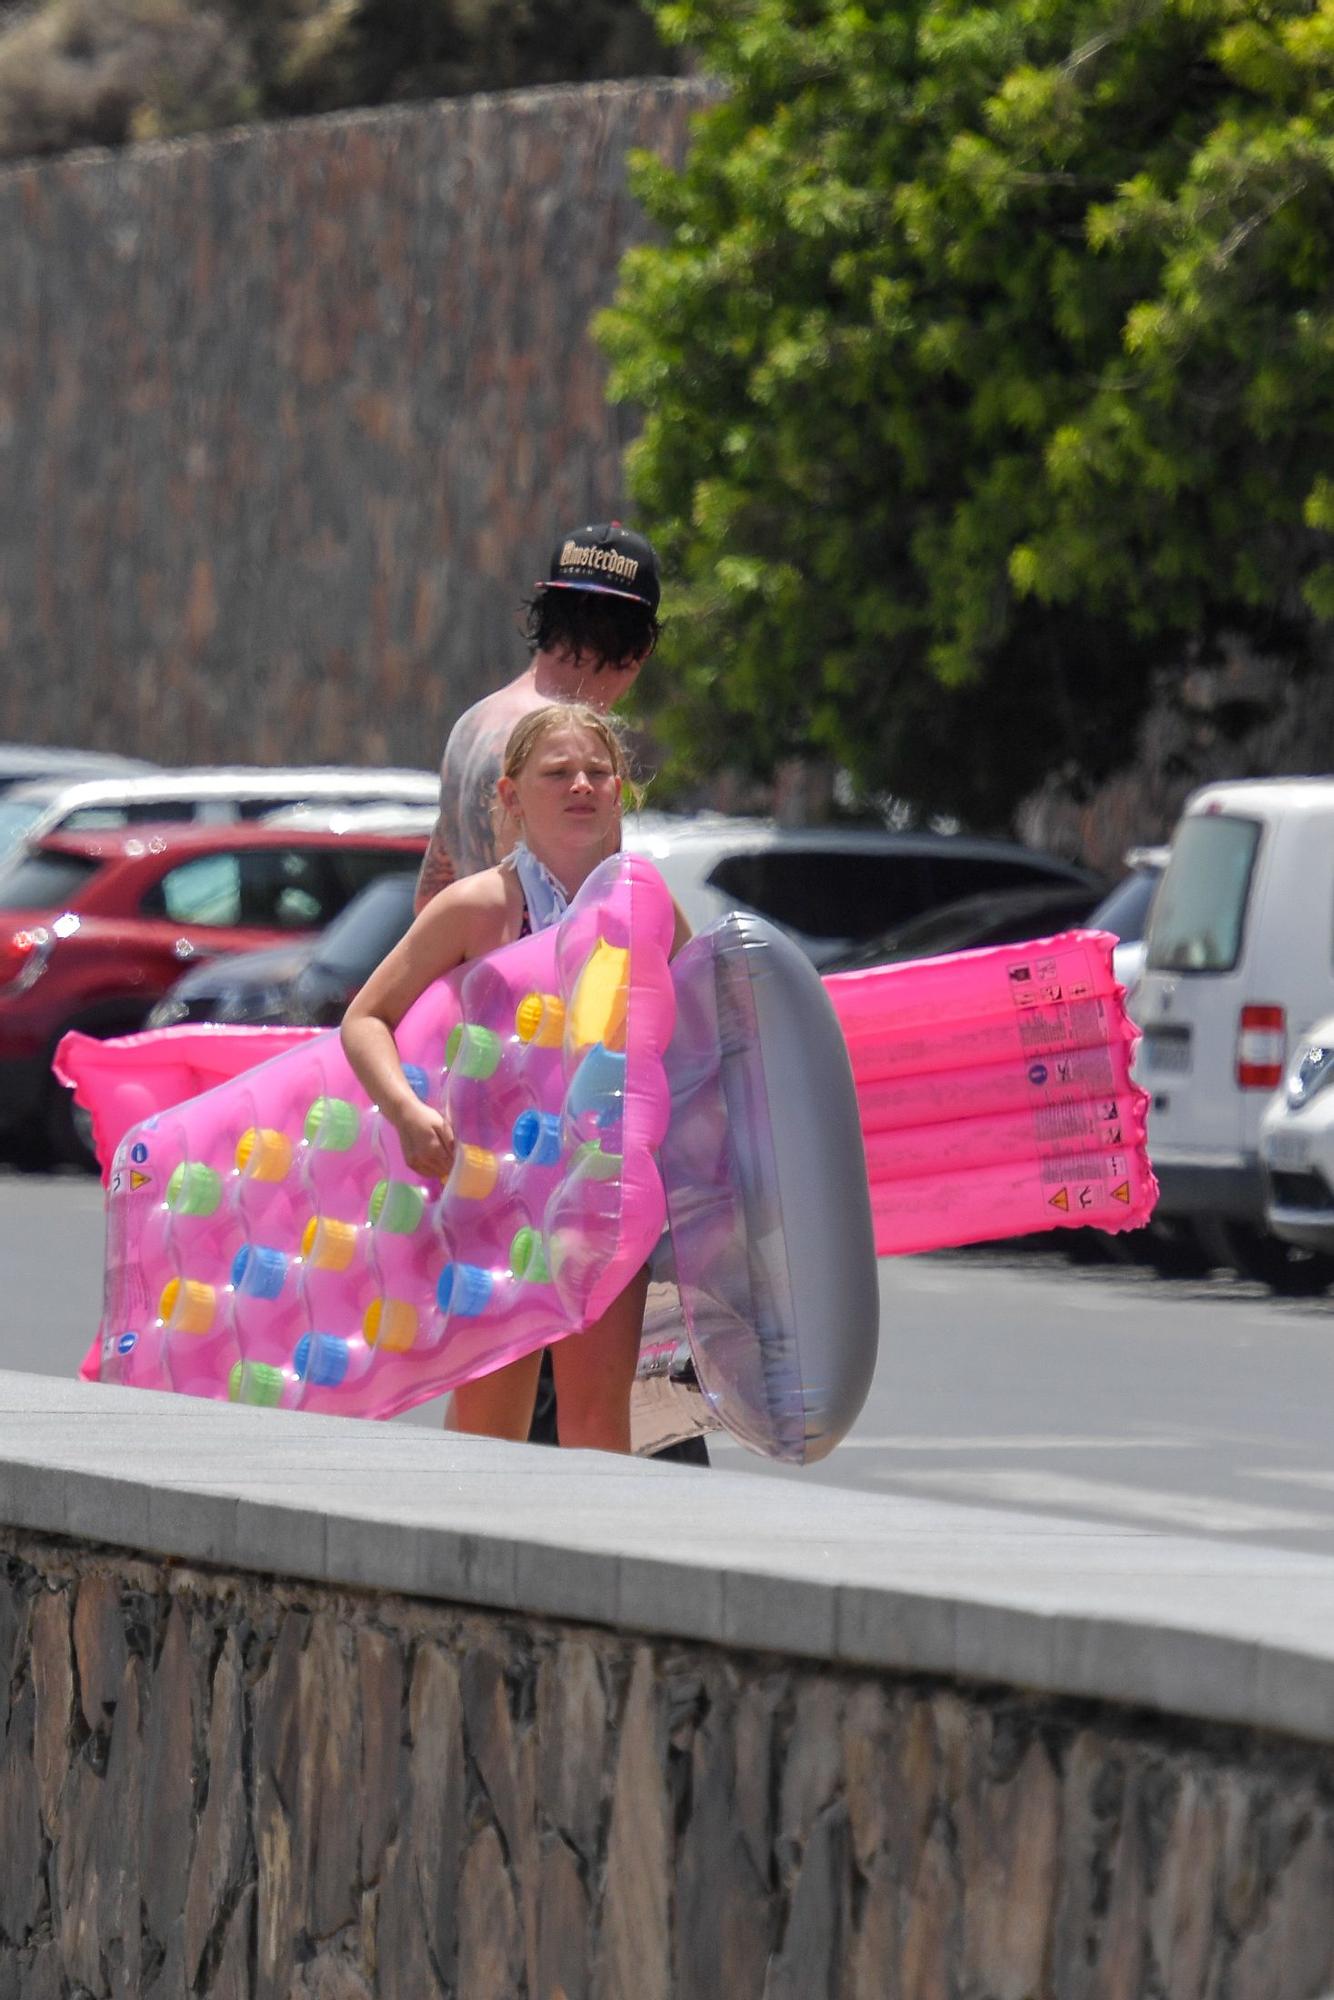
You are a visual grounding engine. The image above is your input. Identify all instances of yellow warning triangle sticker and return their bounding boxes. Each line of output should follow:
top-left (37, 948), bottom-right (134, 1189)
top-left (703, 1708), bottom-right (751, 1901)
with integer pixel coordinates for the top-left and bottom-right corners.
top-left (1112, 1182), bottom-right (1130, 1204)
top-left (130, 1169), bottom-right (151, 1190)
top-left (1049, 1188), bottom-right (1070, 1211)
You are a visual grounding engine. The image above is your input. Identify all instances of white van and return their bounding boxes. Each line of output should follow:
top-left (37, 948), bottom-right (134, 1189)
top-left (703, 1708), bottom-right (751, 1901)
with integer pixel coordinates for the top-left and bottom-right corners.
top-left (1136, 778), bottom-right (1334, 1287)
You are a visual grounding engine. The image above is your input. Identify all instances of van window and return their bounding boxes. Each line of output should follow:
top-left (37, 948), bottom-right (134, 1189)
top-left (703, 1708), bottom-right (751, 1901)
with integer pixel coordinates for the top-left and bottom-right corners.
top-left (1145, 815), bottom-right (1261, 973)
top-left (141, 849), bottom-right (337, 930)
top-left (143, 854), bottom-right (243, 925)
top-left (333, 847), bottom-right (422, 899)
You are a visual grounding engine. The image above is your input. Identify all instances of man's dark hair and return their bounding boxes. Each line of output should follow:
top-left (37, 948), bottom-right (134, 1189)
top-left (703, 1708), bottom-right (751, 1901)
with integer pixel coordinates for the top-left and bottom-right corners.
top-left (522, 588), bottom-right (660, 670)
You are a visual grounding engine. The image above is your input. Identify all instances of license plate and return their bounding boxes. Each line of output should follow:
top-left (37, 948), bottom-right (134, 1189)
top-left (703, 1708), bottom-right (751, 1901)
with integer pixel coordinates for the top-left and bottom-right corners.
top-left (1144, 1033), bottom-right (1190, 1074)
top-left (1264, 1131), bottom-right (1310, 1170)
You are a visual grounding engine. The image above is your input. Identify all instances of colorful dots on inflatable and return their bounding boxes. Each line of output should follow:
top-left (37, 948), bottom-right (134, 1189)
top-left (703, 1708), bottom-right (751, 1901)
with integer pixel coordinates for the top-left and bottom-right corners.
top-left (90, 856), bottom-right (678, 1419)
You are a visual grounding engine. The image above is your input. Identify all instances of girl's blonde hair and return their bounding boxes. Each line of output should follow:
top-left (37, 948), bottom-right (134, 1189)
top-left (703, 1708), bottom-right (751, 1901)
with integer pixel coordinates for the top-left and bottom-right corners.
top-left (501, 701), bottom-right (634, 788)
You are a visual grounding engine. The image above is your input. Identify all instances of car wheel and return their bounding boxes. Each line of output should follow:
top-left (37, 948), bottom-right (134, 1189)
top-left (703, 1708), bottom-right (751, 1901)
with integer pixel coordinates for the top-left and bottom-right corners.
top-left (41, 1071), bottom-right (101, 1172)
top-left (6, 1124), bottom-right (57, 1174)
top-left (1194, 1217), bottom-right (1334, 1296)
top-left (1062, 1226), bottom-right (1138, 1266)
top-left (1141, 1216), bottom-right (1217, 1281)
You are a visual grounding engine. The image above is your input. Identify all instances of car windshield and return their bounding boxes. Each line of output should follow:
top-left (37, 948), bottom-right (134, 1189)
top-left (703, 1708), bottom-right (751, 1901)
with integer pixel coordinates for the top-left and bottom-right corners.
top-left (0, 850), bottom-right (102, 911)
top-left (1145, 814), bottom-right (1260, 973)
top-left (309, 873), bottom-right (417, 978)
top-left (0, 796), bottom-right (50, 857)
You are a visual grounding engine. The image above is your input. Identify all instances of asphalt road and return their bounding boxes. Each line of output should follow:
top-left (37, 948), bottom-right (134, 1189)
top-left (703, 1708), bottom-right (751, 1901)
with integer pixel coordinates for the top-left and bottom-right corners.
top-left (6, 1168), bottom-right (1334, 1555)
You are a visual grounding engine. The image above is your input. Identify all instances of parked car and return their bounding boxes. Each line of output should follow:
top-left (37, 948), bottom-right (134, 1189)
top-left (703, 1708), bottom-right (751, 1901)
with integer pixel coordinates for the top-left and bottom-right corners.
top-left (1260, 1018), bottom-right (1334, 1272)
top-left (0, 745), bottom-right (158, 796)
top-left (1136, 778), bottom-right (1334, 1291)
top-left (143, 935), bottom-right (320, 1028)
top-left (0, 822), bottom-right (428, 1163)
top-left (819, 881), bottom-right (1103, 973)
top-left (0, 765), bottom-right (440, 861)
top-left (149, 869), bottom-right (420, 1029)
top-left (621, 813), bottom-right (1100, 967)
top-left (289, 872), bottom-right (423, 1025)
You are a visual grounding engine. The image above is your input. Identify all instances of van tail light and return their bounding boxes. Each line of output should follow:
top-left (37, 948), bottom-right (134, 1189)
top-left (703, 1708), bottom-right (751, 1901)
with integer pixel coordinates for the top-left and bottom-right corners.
top-left (1237, 1004), bottom-right (1286, 1089)
top-left (0, 926), bottom-right (54, 996)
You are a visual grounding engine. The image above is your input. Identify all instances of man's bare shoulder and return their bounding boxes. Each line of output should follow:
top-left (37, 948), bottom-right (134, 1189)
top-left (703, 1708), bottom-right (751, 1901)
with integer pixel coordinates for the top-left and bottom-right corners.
top-left (443, 670), bottom-right (539, 750)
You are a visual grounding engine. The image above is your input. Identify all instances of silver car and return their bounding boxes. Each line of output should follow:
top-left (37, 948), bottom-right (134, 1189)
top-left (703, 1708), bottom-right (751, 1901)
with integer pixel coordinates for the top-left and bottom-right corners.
top-left (0, 765), bottom-right (441, 860)
top-left (0, 744), bottom-right (159, 795)
top-left (1261, 1020), bottom-right (1334, 1282)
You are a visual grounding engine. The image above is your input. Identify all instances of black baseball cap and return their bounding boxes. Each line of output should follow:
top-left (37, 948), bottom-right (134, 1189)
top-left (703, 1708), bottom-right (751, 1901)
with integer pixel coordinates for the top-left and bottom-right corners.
top-left (537, 521), bottom-right (661, 613)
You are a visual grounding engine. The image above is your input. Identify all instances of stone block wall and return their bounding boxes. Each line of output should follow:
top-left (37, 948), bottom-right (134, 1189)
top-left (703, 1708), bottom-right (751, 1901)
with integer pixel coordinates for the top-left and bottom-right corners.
top-left (0, 80), bottom-right (708, 769)
top-left (3, 1527), bottom-right (1333, 2000)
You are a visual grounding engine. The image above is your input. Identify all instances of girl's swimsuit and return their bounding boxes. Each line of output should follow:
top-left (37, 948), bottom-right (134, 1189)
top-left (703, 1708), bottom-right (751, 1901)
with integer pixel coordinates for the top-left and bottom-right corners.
top-left (510, 841), bottom-right (569, 942)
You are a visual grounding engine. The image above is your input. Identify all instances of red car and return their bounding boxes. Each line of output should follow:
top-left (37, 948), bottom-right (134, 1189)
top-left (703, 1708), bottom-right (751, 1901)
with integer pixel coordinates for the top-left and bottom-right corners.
top-left (0, 821), bottom-right (426, 1163)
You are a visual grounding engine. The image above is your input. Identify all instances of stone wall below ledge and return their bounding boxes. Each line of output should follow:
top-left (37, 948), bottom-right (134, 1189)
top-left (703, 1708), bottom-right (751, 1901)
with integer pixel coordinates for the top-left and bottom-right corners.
top-left (5, 1368), bottom-right (1334, 1997)
top-left (4, 1526), bottom-right (1334, 2000)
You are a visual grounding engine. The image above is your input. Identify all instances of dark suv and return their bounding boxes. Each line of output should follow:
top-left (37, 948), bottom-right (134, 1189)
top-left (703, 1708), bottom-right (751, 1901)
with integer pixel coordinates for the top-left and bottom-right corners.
top-left (149, 870), bottom-right (420, 1029)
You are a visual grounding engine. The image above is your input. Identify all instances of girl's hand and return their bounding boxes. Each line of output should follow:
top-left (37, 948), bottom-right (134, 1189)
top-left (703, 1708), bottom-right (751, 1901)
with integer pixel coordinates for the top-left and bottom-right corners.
top-left (390, 1099), bottom-right (456, 1181)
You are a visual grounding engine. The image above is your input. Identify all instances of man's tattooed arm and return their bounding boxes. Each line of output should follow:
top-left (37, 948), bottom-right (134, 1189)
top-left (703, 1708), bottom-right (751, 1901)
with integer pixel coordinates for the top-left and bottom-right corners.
top-left (458, 740), bottom-right (507, 877)
top-left (413, 818), bottom-right (458, 915)
top-left (416, 685), bottom-right (536, 913)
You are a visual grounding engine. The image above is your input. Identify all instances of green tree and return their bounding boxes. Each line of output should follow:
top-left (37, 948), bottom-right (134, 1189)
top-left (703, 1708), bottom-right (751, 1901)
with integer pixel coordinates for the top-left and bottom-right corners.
top-left (598, 0), bottom-right (1334, 825)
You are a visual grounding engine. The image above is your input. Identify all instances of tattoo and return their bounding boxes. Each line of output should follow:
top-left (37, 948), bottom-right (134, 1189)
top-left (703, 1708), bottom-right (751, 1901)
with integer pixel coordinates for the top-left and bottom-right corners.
top-left (456, 727), bottom-right (507, 879)
top-left (413, 824), bottom-right (457, 915)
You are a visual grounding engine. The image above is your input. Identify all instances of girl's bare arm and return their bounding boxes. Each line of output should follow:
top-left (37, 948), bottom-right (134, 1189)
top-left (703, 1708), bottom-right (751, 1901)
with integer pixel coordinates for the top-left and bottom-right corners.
top-left (341, 876), bottom-right (498, 1177)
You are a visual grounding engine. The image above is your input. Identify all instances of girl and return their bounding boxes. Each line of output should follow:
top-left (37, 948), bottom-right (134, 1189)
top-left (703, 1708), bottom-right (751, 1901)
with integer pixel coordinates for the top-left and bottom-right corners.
top-left (342, 702), bottom-right (688, 1453)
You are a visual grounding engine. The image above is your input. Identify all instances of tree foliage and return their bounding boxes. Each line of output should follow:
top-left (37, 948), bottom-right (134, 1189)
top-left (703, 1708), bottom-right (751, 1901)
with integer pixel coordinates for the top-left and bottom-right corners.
top-left (598, 0), bottom-right (1334, 824)
top-left (0, 0), bottom-right (673, 161)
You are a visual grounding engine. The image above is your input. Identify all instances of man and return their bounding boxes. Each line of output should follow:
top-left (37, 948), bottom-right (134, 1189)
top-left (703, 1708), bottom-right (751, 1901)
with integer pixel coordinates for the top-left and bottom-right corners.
top-left (414, 520), bottom-right (660, 914)
top-left (417, 521), bottom-right (709, 1465)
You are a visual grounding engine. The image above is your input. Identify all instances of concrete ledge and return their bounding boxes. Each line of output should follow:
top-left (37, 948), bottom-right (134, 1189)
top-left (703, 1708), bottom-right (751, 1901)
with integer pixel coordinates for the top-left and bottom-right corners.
top-left (6, 1369), bottom-right (1334, 1744)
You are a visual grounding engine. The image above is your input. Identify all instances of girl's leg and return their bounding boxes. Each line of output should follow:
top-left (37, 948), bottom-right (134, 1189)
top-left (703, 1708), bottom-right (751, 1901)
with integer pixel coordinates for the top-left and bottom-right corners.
top-left (447, 1349), bottom-right (542, 1442)
top-left (550, 1266), bottom-right (649, 1454)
